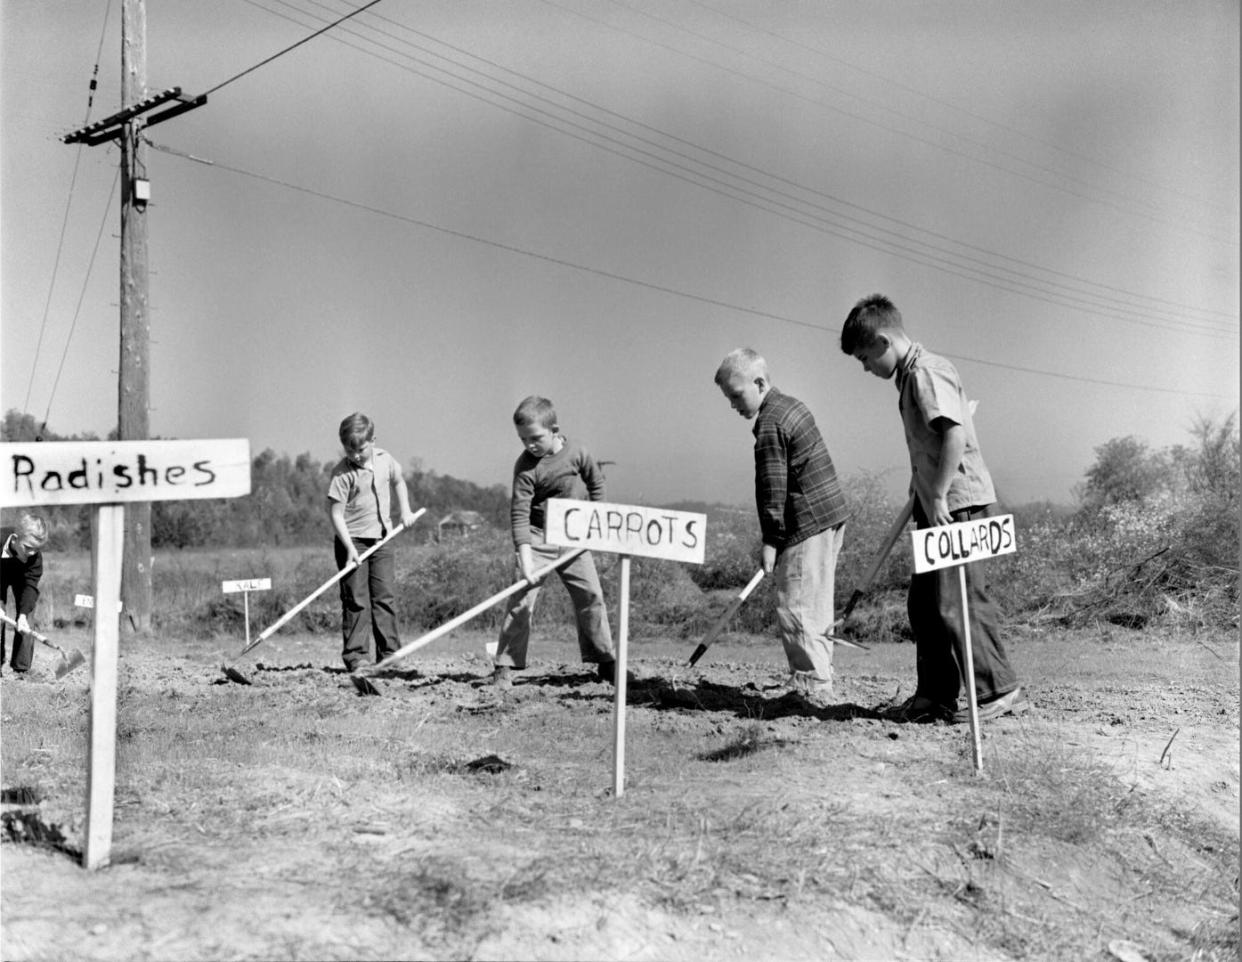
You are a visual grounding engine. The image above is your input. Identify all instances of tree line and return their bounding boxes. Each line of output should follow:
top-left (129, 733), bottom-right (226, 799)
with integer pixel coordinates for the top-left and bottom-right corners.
top-left (1, 409), bottom-right (510, 550)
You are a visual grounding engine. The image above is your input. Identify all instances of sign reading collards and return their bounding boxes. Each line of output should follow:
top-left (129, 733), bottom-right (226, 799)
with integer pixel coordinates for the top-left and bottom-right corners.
top-left (911, 513), bottom-right (1017, 574)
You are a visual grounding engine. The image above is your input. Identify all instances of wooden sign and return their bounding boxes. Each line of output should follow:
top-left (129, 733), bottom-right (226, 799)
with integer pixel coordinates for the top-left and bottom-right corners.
top-left (911, 514), bottom-right (1016, 574)
top-left (75, 595), bottom-right (123, 612)
top-left (909, 512), bottom-right (1019, 774)
top-left (1, 439), bottom-right (251, 506)
top-left (544, 497), bottom-right (706, 799)
top-left (543, 498), bottom-right (706, 564)
top-left (0, 438), bottom-right (252, 871)
top-left (222, 578), bottom-right (271, 594)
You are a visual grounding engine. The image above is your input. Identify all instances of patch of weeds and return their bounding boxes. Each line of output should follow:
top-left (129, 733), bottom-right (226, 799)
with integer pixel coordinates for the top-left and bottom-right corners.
top-left (1, 809), bottom-right (79, 859)
top-left (1187, 914), bottom-right (1240, 962)
top-left (984, 731), bottom-right (1136, 844)
top-left (393, 751), bottom-right (460, 781)
top-left (699, 722), bottom-right (787, 762)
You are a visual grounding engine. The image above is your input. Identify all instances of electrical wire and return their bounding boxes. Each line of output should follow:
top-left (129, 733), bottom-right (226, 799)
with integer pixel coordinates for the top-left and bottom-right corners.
top-left (39, 170), bottom-right (122, 441)
top-left (147, 140), bottom-right (1236, 402)
top-left (674, 0), bottom-right (1234, 224)
top-left (22, 0), bottom-right (114, 423)
top-left (202, 0), bottom-right (384, 96)
top-left (541, 0), bottom-right (1237, 248)
top-left (247, 0), bottom-right (1237, 337)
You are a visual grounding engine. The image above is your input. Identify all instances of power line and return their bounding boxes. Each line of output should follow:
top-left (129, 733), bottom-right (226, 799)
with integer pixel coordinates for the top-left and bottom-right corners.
top-left (202, 0), bottom-right (384, 97)
top-left (23, 0), bottom-right (115, 415)
top-left (148, 141), bottom-right (1237, 402)
top-left (40, 170), bottom-right (121, 440)
top-left (539, 0), bottom-right (1238, 249)
top-left (241, 0), bottom-right (1239, 338)
top-left (683, 0), bottom-right (1235, 222)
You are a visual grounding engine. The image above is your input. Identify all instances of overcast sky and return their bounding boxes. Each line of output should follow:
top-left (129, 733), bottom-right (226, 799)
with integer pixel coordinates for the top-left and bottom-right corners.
top-left (3, 0), bottom-right (1238, 512)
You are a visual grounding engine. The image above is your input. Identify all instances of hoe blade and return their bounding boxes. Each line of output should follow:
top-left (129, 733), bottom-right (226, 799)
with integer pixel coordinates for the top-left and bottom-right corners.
top-left (222, 664), bottom-right (253, 686)
top-left (55, 649), bottom-right (86, 679)
top-left (350, 674), bottom-right (381, 697)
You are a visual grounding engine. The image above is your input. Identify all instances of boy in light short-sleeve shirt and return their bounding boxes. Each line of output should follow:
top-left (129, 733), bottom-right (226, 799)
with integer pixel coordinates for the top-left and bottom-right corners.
top-left (841, 294), bottom-right (1025, 725)
top-left (327, 412), bottom-right (420, 672)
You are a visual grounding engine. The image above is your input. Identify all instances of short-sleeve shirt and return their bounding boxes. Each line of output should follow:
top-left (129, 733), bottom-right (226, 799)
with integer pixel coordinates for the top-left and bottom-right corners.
top-left (751, 389), bottom-right (849, 550)
top-left (327, 447), bottom-right (405, 539)
top-left (896, 343), bottom-right (995, 513)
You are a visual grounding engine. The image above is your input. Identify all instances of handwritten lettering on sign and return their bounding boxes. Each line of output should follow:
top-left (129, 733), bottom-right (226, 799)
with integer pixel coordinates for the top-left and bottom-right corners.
top-left (222, 579), bottom-right (272, 594)
top-left (1, 439), bottom-right (251, 506)
top-left (911, 514), bottom-right (1017, 574)
top-left (544, 498), bottom-right (706, 564)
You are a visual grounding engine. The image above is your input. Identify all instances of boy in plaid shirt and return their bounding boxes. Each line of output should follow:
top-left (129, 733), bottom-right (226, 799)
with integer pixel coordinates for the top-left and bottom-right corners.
top-left (716, 348), bottom-right (848, 698)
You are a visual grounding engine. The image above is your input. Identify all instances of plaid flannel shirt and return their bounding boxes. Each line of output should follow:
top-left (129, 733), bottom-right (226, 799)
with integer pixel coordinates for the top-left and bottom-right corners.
top-left (752, 389), bottom-right (848, 550)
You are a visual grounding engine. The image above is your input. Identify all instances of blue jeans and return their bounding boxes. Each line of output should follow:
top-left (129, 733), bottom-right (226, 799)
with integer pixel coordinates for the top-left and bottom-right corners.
top-left (335, 536), bottom-right (400, 670)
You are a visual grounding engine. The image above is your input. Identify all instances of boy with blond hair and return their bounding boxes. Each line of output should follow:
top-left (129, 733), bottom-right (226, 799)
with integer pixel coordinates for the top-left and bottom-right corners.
top-left (327, 412), bottom-right (421, 672)
top-left (491, 396), bottom-right (617, 688)
top-left (1, 512), bottom-right (50, 676)
top-left (715, 349), bottom-right (848, 699)
top-left (841, 294), bottom-right (1024, 723)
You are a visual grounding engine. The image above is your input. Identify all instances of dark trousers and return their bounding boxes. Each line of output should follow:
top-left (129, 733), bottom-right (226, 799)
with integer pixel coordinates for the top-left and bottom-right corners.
top-left (1, 583), bottom-right (34, 672)
top-left (908, 501), bottom-right (1020, 708)
top-left (335, 537), bottom-right (400, 670)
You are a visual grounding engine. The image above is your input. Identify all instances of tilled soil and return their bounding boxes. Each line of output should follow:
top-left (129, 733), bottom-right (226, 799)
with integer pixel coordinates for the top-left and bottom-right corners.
top-left (1, 625), bottom-right (1238, 961)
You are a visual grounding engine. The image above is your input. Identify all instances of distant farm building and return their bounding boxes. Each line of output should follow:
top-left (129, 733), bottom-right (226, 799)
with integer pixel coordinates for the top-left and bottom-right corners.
top-left (437, 510), bottom-right (489, 541)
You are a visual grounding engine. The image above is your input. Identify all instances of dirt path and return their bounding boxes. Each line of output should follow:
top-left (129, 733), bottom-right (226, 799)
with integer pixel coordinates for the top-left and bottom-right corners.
top-left (2, 626), bottom-right (1237, 961)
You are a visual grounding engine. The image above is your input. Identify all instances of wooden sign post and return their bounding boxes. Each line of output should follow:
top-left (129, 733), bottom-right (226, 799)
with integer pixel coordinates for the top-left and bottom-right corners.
top-left (544, 498), bottom-right (706, 797)
top-left (221, 578), bottom-right (271, 651)
top-left (2, 439), bottom-right (251, 869)
top-left (910, 513), bottom-right (1017, 773)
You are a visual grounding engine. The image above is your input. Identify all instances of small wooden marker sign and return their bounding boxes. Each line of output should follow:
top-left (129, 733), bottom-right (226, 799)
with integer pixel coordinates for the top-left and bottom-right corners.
top-left (910, 513), bottom-right (1017, 773)
top-left (1, 438), bottom-right (250, 870)
top-left (545, 498), bottom-right (706, 797)
top-left (221, 578), bottom-right (272, 594)
top-left (75, 595), bottom-right (123, 612)
top-left (222, 579), bottom-right (271, 651)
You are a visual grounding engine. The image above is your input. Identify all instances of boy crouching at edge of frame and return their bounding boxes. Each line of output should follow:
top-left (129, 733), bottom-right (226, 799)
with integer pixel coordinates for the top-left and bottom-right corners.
top-left (1, 512), bottom-right (50, 677)
top-left (841, 293), bottom-right (1027, 725)
top-left (489, 395), bottom-right (618, 690)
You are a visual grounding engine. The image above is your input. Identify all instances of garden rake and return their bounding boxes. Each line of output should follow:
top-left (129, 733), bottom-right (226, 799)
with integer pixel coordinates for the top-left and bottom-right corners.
top-left (0, 611), bottom-right (86, 678)
top-left (222, 511), bottom-right (424, 685)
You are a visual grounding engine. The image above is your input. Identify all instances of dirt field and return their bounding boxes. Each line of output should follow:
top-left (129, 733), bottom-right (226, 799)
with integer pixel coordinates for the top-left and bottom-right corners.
top-left (1, 623), bottom-right (1237, 961)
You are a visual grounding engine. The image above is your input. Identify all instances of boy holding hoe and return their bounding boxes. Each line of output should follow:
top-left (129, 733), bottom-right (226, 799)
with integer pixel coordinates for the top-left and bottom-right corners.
top-left (715, 348), bottom-right (849, 701)
top-left (490, 395), bottom-right (618, 689)
top-left (840, 293), bottom-right (1025, 723)
top-left (1, 512), bottom-right (50, 677)
top-left (328, 412), bottom-right (421, 673)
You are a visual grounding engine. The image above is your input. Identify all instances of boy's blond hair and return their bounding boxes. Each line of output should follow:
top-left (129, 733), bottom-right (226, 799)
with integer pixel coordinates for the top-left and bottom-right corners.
top-left (840, 294), bottom-right (904, 355)
top-left (15, 512), bottom-right (48, 549)
top-left (714, 348), bottom-right (767, 386)
top-left (513, 396), bottom-right (558, 430)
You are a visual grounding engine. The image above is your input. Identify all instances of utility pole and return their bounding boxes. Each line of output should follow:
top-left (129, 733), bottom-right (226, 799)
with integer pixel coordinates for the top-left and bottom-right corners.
top-left (119, 0), bottom-right (152, 633)
top-left (64, 3), bottom-right (205, 633)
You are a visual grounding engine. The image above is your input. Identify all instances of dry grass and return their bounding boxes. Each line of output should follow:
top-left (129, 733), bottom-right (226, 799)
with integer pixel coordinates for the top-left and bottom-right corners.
top-left (1, 627), bottom-right (1236, 961)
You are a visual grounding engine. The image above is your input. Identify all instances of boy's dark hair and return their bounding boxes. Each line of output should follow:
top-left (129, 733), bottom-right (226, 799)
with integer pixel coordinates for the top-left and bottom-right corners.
top-left (338, 412), bottom-right (374, 448)
top-left (840, 294), bottom-right (903, 355)
top-left (513, 396), bottom-right (557, 430)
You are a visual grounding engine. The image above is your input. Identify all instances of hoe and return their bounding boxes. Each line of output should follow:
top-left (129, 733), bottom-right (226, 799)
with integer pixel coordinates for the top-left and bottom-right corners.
top-left (0, 611), bottom-right (87, 679)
